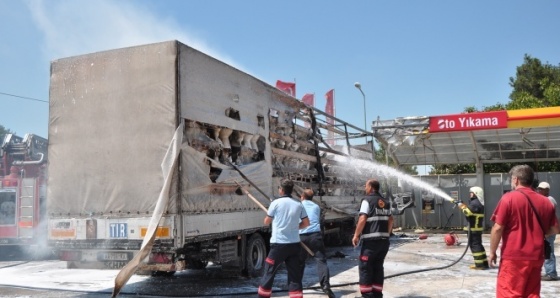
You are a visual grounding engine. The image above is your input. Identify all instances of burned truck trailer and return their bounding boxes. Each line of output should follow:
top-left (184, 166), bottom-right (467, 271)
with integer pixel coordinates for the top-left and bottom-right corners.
top-left (47, 40), bottom-right (378, 275)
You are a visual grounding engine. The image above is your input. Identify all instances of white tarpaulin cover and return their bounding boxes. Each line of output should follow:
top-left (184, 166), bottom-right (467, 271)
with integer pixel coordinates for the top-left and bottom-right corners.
top-left (113, 123), bottom-right (183, 297)
top-left (48, 41), bottom-right (274, 217)
top-left (48, 41), bottom-right (179, 215)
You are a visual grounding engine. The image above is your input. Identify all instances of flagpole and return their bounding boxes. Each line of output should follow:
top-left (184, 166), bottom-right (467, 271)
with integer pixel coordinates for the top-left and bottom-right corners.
top-left (333, 89), bottom-right (336, 145)
top-left (354, 82), bottom-right (367, 143)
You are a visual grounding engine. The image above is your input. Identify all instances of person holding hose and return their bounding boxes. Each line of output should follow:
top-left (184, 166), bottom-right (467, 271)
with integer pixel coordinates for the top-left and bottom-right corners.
top-left (257, 179), bottom-right (310, 298)
top-left (298, 188), bottom-right (335, 298)
top-left (458, 186), bottom-right (490, 270)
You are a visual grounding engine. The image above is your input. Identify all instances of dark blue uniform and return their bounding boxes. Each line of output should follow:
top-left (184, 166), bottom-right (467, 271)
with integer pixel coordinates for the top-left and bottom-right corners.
top-left (358, 192), bottom-right (392, 298)
top-left (462, 196), bottom-right (489, 269)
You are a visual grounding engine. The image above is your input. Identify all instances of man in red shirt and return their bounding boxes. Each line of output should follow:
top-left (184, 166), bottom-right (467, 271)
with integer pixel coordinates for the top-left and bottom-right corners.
top-left (489, 165), bottom-right (560, 297)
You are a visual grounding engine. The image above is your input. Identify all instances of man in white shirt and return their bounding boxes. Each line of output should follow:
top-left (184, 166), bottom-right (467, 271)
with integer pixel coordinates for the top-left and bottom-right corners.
top-left (537, 181), bottom-right (559, 281)
top-left (257, 179), bottom-right (310, 298)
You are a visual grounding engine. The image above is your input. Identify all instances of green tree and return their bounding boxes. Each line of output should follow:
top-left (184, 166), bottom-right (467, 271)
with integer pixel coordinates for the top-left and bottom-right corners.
top-left (508, 54), bottom-right (560, 108)
top-left (430, 164), bottom-right (475, 175)
top-left (482, 54), bottom-right (560, 111)
top-left (431, 55), bottom-right (560, 174)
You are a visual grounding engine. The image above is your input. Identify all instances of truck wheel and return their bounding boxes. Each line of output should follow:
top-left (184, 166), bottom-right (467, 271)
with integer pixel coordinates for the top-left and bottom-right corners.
top-left (151, 270), bottom-right (176, 277)
top-left (245, 233), bottom-right (267, 277)
top-left (187, 259), bottom-right (208, 269)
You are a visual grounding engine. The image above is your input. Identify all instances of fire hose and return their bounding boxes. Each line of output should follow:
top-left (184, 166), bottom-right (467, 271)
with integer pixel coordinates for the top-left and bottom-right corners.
top-left (1, 226), bottom-right (473, 298)
top-left (224, 162), bottom-right (472, 295)
top-left (113, 152), bottom-right (470, 297)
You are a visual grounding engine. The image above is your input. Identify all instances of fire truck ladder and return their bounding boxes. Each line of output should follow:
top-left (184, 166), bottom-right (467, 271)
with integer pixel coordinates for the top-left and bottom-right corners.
top-left (18, 178), bottom-right (36, 238)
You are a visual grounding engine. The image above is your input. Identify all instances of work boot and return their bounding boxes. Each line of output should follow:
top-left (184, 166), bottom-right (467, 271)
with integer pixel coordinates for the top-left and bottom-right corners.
top-left (542, 275), bottom-right (558, 281)
top-left (356, 293), bottom-right (380, 298)
top-left (321, 285), bottom-right (336, 298)
top-left (469, 265), bottom-right (489, 270)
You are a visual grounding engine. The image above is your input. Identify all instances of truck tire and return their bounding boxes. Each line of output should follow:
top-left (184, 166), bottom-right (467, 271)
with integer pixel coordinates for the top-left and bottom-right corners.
top-left (151, 270), bottom-right (176, 277)
top-left (245, 233), bottom-right (267, 277)
top-left (187, 259), bottom-right (208, 269)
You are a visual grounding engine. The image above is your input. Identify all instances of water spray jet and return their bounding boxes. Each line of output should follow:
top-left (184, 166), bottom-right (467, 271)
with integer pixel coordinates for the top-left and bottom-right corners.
top-left (334, 155), bottom-right (455, 202)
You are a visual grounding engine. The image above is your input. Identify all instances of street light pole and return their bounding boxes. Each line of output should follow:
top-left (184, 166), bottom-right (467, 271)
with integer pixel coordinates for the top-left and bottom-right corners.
top-left (354, 82), bottom-right (367, 143)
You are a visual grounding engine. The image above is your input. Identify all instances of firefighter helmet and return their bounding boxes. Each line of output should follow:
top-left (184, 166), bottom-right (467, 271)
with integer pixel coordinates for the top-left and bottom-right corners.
top-left (469, 186), bottom-right (485, 206)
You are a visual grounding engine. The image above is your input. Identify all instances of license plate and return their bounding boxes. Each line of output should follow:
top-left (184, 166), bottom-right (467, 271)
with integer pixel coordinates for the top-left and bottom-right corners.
top-left (97, 252), bottom-right (132, 261)
top-left (104, 261), bottom-right (128, 269)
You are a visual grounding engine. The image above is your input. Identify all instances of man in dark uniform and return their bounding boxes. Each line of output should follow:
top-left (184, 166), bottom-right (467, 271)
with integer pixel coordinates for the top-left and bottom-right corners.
top-left (298, 188), bottom-right (335, 298)
top-left (352, 179), bottom-right (393, 298)
top-left (458, 186), bottom-right (489, 269)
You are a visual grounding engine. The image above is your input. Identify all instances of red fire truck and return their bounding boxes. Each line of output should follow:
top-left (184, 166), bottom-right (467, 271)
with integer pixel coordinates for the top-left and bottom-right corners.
top-left (0, 133), bottom-right (48, 252)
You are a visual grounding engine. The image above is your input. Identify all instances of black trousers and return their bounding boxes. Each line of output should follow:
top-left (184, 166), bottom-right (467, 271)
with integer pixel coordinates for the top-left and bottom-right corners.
top-left (359, 238), bottom-right (390, 298)
top-left (468, 232), bottom-right (489, 268)
top-left (258, 242), bottom-right (303, 298)
top-left (298, 232), bottom-right (331, 289)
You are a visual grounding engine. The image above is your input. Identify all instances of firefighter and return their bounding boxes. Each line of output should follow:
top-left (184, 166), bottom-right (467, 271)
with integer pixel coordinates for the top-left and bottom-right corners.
top-left (352, 179), bottom-right (393, 298)
top-left (458, 186), bottom-right (489, 269)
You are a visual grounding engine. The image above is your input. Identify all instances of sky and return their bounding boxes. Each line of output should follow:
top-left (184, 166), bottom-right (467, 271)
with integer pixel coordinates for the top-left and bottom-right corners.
top-left (1, 0), bottom-right (560, 140)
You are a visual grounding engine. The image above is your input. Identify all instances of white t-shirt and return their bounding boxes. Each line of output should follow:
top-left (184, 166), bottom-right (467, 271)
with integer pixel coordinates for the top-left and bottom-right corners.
top-left (547, 195), bottom-right (560, 221)
top-left (267, 196), bottom-right (308, 244)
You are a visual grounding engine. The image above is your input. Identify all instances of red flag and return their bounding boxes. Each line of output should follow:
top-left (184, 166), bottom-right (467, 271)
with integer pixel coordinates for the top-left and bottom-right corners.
top-left (276, 80), bottom-right (296, 97)
top-left (325, 89), bottom-right (335, 123)
top-left (325, 89), bottom-right (335, 145)
top-left (301, 93), bottom-right (314, 107)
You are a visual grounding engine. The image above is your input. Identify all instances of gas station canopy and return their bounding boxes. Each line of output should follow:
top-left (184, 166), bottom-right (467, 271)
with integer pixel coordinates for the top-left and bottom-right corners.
top-left (372, 107), bottom-right (560, 166)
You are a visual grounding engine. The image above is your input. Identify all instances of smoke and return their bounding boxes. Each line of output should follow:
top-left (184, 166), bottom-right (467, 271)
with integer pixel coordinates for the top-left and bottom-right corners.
top-left (23, 183), bottom-right (55, 261)
top-left (24, 0), bottom-right (242, 68)
top-left (21, 218), bottom-right (56, 260)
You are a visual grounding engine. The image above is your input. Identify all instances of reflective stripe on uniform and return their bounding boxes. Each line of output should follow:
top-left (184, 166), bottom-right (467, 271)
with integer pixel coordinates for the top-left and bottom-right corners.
top-left (360, 283), bottom-right (383, 293)
top-left (366, 216), bottom-right (390, 221)
top-left (288, 290), bottom-right (303, 298)
top-left (361, 232), bottom-right (390, 239)
top-left (258, 286), bottom-right (272, 297)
